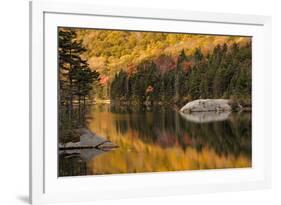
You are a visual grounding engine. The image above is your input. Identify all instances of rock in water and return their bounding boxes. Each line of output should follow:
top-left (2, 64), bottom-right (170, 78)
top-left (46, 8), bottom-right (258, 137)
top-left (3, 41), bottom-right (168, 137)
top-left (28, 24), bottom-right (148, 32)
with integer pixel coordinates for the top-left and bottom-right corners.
top-left (180, 99), bottom-right (232, 113)
top-left (179, 111), bottom-right (231, 123)
top-left (59, 128), bottom-right (118, 151)
top-left (59, 148), bottom-right (105, 161)
top-left (78, 128), bottom-right (107, 147)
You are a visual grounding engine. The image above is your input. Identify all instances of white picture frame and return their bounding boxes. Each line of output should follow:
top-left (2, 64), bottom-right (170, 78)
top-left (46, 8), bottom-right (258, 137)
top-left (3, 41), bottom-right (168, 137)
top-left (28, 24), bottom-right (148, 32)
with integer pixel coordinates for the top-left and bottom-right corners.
top-left (30, 0), bottom-right (272, 204)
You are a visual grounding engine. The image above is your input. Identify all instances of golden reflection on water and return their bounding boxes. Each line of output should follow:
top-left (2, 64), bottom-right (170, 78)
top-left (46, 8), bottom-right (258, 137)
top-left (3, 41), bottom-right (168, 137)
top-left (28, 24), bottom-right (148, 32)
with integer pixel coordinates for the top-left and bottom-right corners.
top-left (87, 106), bottom-right (251, 175)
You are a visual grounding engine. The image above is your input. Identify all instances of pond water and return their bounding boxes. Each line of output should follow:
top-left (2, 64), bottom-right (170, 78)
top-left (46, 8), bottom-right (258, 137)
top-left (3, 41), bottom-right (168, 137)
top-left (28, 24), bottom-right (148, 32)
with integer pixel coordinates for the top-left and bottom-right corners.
top-left (59, 104), bottom-right (251, 176)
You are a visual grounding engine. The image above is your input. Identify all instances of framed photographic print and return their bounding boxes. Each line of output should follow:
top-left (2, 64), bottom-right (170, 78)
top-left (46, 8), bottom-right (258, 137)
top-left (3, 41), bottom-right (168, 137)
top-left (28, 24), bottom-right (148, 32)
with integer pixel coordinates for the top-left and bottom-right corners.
top-left (30, 0), bottom-right (272, 204)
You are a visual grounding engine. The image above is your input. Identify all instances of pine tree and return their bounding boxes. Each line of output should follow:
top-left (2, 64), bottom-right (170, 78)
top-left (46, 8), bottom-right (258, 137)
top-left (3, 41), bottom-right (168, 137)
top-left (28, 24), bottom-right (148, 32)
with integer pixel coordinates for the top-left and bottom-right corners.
top-left (58, 29), bottom-right (99, 119)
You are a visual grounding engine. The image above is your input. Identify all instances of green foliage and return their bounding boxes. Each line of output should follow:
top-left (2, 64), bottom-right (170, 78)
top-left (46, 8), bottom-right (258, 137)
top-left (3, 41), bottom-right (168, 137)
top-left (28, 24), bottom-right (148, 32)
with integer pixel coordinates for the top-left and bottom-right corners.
top-left (58, 28), bottom-right (100, 143)
top-left (110, 43), bottom-right (251, 105)
top-left (59, 28), bottom-right (100, 104)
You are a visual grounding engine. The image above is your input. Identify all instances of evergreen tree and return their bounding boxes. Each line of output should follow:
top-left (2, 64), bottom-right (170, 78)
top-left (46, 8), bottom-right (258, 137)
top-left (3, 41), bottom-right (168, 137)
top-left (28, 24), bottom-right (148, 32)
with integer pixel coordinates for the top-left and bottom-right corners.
top-left (110, 42), bottom-right (251, 106)
top-left (58, 28), bottom-right (100, 143)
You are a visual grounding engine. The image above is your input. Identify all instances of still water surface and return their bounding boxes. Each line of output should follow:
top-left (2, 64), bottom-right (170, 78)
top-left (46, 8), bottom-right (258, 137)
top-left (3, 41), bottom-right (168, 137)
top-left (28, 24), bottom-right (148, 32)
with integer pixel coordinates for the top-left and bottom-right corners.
top-left (59, 104), bottom-right (251, 176)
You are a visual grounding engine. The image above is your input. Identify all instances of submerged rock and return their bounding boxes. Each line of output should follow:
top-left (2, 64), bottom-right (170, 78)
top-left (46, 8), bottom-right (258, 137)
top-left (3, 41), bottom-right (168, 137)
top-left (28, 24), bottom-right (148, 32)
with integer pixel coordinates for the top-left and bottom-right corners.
top-left (179, 111), bottom-right (231, 123)
top-left (78, 128), bottom-right (108, 147)
top-left (59, 148), bottom-right (105, 161)
top-left (180, 99), bottom-right (232, 113)
top-left (59, 128), bottom-right (118, 151)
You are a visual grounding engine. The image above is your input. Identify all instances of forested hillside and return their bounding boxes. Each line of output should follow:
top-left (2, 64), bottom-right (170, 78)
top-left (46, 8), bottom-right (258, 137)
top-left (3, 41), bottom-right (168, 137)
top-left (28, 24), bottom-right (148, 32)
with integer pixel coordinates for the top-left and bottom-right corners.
top-left (58, 28), bottom-right (252, 176)
top-left (110, 43), bottom-right (251, 105)
top-left (71, 28), bottom-right (251, 105)
top-left (77, 29), bottom-right (250, 75)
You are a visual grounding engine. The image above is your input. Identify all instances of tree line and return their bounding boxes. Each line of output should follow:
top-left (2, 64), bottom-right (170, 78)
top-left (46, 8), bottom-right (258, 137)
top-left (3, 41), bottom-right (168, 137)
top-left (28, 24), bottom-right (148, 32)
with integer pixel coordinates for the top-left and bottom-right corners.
top-left (58, 28), bottom-right (100, 143)
top-left (110, 42), bottom-right (251, 106)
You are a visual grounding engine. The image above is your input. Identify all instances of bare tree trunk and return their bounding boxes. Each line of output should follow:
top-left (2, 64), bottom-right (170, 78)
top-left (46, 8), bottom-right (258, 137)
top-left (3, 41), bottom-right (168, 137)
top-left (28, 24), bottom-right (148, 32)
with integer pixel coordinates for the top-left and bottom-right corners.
top-left (83, 96), bottom-right (86, 113)
top-left (69, 46), bottom-right (73, 121)
top-left (174, 111), bottom-right (180, 140)
top-left (78, 95), bottom-right (81, 124)
top-left (125, 76), bottom-right (129, 98)
top-left (161, 79), bottom-right (165, 102)
top-left (67, 77), bottom-right (74, 127)
top-left (175, 71), bottom-right (179, 103)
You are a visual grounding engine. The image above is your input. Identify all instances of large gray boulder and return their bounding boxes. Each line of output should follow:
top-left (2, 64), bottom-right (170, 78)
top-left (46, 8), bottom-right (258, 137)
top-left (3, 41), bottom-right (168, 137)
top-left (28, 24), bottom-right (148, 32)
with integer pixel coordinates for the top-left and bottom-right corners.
top-left (180, 99), bottom-right (232, 113)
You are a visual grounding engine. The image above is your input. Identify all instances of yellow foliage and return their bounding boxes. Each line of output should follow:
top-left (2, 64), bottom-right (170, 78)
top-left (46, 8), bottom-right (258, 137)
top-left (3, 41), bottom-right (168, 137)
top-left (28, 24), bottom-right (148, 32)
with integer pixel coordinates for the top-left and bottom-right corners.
top-left (71, 28), bottom-right (251, 77)
top-left (87, 110), bottom-right (251, 175)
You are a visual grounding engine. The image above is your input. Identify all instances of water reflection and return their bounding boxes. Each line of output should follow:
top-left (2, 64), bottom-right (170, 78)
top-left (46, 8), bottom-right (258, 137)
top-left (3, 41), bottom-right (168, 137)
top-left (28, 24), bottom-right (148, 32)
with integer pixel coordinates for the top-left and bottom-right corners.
top-left (59, 104), bottom-right (251, 176)
top-left (179, 111), bottom-right (231, 123)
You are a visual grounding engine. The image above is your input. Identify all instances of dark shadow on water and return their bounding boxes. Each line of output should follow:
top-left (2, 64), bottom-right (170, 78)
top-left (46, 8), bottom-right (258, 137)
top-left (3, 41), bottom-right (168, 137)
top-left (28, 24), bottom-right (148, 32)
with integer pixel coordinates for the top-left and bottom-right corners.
top-left (59, 104), bottom-right (252, 176)
top-left (16, 195), bottom-right (29, 204)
